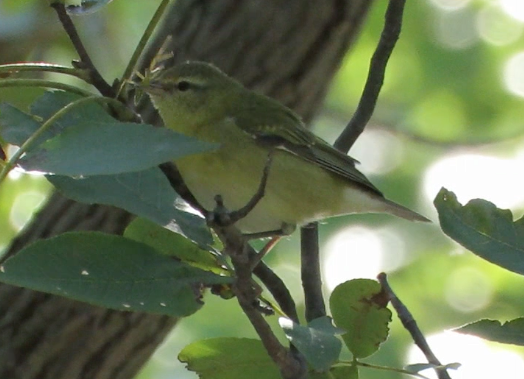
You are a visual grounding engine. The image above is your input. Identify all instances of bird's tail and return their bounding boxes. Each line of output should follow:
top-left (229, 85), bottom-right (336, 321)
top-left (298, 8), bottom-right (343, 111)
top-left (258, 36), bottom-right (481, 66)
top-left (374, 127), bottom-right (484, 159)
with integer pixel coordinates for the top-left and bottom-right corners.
top-left (382, 198), bottom-right (430, 222)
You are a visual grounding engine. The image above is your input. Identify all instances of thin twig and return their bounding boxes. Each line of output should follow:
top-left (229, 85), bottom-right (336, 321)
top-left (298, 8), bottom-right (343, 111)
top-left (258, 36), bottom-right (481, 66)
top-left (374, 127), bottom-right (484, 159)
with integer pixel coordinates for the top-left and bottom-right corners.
top-left (378, 273), bottom-right (452, 379)
top-left (116, 0), bottom-right (172, 99)
top-left (0, 78), bottom-right (93, 96)
top-left (301, 222), bottom-right (326, 322)
top-left (334, 0), bottom-right (406, 153)
top-left (50, 2), bottom-right (115, 97)
top-left (0, 63), bottom-right (90, 82)
top-left (253, 260), bottom-right (299, 323)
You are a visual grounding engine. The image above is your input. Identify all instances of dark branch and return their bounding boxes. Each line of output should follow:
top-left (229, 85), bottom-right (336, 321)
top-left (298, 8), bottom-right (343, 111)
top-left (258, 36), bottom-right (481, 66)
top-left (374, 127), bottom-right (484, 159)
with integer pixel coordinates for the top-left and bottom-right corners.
top-left (253, 261), bottom-right (299, 323)
top-left (334, 0), bottom-right (406, 153)
top-left (300, 223), bottom-right (326, 322)
top-left (378, 273), bottom-right (452, 379)
top-left (50, 3), bottom-right (115, 98)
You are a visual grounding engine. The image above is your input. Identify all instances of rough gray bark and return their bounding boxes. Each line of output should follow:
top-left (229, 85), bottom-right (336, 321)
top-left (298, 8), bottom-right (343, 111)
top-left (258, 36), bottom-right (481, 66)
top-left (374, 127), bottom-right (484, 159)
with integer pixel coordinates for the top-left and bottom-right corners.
top-left (0, 1), bottom-right (373, 378)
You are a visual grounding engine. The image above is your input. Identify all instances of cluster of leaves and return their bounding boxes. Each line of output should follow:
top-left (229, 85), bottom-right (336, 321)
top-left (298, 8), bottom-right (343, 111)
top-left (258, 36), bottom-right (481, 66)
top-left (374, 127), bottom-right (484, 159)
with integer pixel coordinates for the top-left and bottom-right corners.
top-left (179, 280), bottom-right (395, 379)
top-left (0, 90), bottom-right (230, 317)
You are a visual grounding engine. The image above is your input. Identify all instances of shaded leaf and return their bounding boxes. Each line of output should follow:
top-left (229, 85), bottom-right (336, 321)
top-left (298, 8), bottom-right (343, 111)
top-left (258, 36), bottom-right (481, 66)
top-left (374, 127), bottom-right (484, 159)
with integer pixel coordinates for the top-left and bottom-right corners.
top-left (30, 91), bottom-right (114, 125)
top-left (0, 232), bottom-right (230, 317)
top-left (179, 338), bottom-right (279, 379)
top-left (329, 279), bottom-right (391, 358)
top-left (0, 103), bottom-right (43, 145)
top-left (434, 187), bottom-right (524, 275)
top-left (279, 316), bottom-right (342, 372)
top-left (0, 92), bottom-right (113, 147)
top-left (455, 318), bottom-right (524, 346)
top-left (47, 168), bottom-right (213, 246)
top-left (19, 120), bottom-right (216, 176)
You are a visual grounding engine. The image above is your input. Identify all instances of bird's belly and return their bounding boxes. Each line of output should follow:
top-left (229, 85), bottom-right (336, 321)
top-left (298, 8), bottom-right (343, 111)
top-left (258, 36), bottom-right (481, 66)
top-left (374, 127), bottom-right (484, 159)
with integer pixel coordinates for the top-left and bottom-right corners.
top-left (175, 145), bottom-right (381, 234)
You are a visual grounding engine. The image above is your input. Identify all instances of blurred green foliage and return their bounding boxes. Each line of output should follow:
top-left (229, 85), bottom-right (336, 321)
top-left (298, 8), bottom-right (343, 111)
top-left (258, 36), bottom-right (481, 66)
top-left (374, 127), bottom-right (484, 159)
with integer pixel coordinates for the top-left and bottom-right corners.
top-left (1, 1), bottom-right (524, 378)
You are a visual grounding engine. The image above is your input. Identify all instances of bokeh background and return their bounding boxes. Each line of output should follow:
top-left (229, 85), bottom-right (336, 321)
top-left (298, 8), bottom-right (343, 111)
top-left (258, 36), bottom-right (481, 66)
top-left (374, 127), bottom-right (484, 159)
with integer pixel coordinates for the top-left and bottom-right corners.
top-left (1, 0), bottom-right (524, 378)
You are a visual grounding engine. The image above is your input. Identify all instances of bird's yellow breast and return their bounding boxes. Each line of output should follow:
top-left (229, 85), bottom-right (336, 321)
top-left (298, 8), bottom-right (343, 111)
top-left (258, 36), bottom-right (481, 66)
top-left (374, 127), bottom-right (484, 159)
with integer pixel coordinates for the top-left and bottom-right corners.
top-left (174, 121), bottom-right (383, 233)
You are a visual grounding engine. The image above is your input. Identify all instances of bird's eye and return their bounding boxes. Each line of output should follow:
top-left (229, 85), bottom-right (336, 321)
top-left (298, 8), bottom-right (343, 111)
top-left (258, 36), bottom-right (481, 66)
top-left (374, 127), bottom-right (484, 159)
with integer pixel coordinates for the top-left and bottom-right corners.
top-left (177, 81), bottom-right (190, 91)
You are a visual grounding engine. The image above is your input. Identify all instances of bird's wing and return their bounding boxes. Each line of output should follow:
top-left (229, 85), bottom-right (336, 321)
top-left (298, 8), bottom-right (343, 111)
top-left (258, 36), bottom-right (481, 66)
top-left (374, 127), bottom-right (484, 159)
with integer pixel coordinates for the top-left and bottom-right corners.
top-left (233, 95), bottom-right (383, 196)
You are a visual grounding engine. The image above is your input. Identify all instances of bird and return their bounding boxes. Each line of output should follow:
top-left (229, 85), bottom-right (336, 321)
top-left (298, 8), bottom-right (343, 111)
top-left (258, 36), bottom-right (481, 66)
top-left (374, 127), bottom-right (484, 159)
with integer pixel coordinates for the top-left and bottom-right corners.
top-left (141, 61), bottom-right (429, 236)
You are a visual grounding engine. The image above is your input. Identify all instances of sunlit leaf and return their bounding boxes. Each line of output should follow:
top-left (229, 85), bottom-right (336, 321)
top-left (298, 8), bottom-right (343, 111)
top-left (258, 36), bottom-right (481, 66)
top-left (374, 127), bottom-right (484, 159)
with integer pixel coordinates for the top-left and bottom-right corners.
top-left (179, 338), bottom-right (279, 379)
top-left (329, 279), bottom-right (391, 358)
top-left (124, 217), bottom-right (226, 274)
top-left (434, 187), bottom-right (524, 275)
top-left (455, 318), bottom-right (524, 346)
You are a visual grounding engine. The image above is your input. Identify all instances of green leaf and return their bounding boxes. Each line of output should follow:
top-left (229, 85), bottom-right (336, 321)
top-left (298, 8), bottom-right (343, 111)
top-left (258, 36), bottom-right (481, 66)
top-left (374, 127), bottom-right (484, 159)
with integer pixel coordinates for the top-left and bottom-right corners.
top-left (455, 318), bottom-right (524, 346)
top-left (2, 91), bottom-right (217, 176)
top-left (279, 316), bottom-right (342, 372)
top-left (30, 91), bottom-right (115, 125)
top-left (0, 92), bottom-right (113, 147)
top-left (0, 232), bottom-right (231, 317)
top-left (0, 103), bottom-right (43, 145)
top-left (18, 120), bottom-right (216, 176)
top-left (179, 338), bottom-right (280, 379)
top-left (47, 168), bottom-right (213, 246)
top-left (434, 187), bottom-right (524, 275)
top-left (124, 217), bottom-right (226, 274)
top-left (329, 279), bottom-right (391, 358)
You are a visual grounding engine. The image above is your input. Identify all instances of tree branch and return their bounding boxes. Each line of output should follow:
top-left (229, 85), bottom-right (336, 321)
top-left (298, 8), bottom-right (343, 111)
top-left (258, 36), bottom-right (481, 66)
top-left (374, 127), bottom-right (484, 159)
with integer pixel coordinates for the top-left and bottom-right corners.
top-left (50, 2), bottom-right (115, 97)
top-left (334, 0), bottom-right (406, 153)
top-left (300, 223), bottom-right (326, 321)
top-left (378, 273), bottom-right (452, 379)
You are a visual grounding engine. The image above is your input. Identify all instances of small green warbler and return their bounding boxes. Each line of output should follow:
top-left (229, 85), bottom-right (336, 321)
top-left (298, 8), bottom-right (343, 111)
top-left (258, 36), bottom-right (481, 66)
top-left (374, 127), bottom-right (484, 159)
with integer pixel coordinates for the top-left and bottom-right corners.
top-left (142, 61), bottom-right (429, 234)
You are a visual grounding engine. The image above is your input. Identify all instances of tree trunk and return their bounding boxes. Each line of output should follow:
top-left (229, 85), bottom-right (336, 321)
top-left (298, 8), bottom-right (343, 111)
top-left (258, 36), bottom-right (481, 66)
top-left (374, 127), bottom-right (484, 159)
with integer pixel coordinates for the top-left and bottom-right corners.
top-left (0, 1), bottom-right (372, 378)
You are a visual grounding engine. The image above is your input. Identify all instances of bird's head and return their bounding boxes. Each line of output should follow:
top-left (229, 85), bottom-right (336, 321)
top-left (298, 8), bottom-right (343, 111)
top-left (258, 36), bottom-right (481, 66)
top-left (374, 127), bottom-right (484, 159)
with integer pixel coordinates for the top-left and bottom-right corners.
top-left (141, 61), bottom-right (243, 126)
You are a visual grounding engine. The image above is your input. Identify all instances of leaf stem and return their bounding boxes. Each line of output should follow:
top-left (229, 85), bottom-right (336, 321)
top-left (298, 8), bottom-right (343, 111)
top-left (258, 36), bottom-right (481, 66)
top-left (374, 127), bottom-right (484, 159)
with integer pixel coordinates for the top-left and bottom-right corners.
top-left (50, 2), bottom-right (115, 97)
